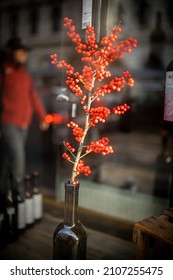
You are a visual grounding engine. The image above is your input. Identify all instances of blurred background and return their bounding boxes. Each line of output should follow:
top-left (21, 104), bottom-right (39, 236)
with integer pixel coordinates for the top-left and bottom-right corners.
top-left (0, 0), bottom-right (173, 223)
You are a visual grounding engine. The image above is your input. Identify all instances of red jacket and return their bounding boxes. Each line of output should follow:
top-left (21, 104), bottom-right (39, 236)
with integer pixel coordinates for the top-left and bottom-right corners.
top-left (0, 63), bottom-right (46, 128)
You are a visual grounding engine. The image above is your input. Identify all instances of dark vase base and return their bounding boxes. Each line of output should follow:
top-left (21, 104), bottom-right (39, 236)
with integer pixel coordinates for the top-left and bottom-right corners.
top-left (53, 222), bottom-right (87, 260)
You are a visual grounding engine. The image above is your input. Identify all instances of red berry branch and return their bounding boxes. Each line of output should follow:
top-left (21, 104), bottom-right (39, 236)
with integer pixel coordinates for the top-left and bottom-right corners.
top-left (50, 17), bottom-right (137, 185)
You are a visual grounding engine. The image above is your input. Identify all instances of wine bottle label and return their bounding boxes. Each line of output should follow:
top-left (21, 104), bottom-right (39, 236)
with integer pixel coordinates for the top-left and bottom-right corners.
top-left (33, 193), bottom-right (43, 219)
top-left (18, 202), bottom-right (26, 230)
top-left (164, 71), bottom-right (173, 121)
top-left (6, 207), bottom-right (15, 226)
top-left (25, 198), bottom-right (34, 224)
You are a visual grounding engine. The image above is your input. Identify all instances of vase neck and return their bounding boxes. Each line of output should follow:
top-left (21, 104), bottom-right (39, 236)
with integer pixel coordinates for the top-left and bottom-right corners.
top-left (64, 182), bottom-right (79, 226)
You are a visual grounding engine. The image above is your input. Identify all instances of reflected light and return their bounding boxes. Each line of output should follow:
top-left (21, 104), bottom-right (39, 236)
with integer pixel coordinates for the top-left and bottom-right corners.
top-left (45, 114), bottom-right (64, 124)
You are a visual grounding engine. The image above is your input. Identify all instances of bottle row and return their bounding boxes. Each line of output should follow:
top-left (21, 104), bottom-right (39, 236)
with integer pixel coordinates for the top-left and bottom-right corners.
top-left (0, 171), bottom-right (43, 252)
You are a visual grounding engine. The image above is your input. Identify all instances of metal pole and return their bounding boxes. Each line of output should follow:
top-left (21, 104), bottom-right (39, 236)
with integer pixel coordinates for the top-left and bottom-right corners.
top-left (100, 0), bottom-right (109, 38)
top-left (92, 0), bottom-right (102, 41)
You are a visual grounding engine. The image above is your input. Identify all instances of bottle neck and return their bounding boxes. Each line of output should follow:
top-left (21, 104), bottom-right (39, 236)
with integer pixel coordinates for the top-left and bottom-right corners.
top-left (25, 176), bottom-right (32, 198)
top-left (64, 182), bottom-right (79, 227)
top-left (6, 174), bottom-right (14, 203)
top-left (33, 172), bottom-right (40, 194)
top-left (13, 179), bottom-right (25, 202)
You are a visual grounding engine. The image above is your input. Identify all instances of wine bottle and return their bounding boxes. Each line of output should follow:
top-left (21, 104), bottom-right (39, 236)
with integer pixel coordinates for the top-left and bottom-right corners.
top-left (163, 60), bottom-right (173, 131)
top-left (5, 175), bottom-right (18, 243)
top-left (24, 175), bottom-right (34, 228)
top-left (53, 182), bottom-right (87, 260)
top-left (32, 171), bottom-right (43, 222)
top-left (163, 60), bottom-right (173, 206)
top-left (0, 198), bottom-right (6, 251)
top-left (14, 178), bottom-right (26, 233)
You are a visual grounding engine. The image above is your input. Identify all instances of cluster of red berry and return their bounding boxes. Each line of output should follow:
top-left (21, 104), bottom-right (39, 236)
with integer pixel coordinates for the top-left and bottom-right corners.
top-left (56, 61), bottom-right (74, 76)
top-left (100, 73), bottom-right (134, 95)
top-left (128, 78), bottom-right (134, 87)
top-left (87, 107), bottom-right (110, 126)
top-left (82, 66), bottom-right (94, 91)
top-left (113, 103), bottom-right (131, 115)
top-left (50, 53), bottom-right (58, 62)
top-left (67, 121), bottom-right (84, 142)
top-left (65, 142), bottom-right (75, 153)
top-left (76, 160), bottom-right (91, 176)
top-left (50, 18), bottom-right (137, 105)
top-left (108, 38), bottom-right (137, 61)
top-left (62, 152), bottom-right (71, 161)
top-left (50, 17), bottom-right (137, 184)
top-left (100, 27), bottom-right (121, 46)
top-left (86, 138), bottom-right (114, 156)
top-left (50, 54), bottom-right (75, 76)
top-left (64, 18), bottom-right (96, 61)
top-left (85, 26), bottom-right (98, 55)
top-left (62, 18), bottom-right (137, 82)
top-left (64, 18), bottom-right (82, 46)
top-left (66, 77), bottom-right (83, 97)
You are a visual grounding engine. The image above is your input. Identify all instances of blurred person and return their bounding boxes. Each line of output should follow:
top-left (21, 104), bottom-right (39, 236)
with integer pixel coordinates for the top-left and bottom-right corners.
top-left (0, 37), bottom-right (49, 201)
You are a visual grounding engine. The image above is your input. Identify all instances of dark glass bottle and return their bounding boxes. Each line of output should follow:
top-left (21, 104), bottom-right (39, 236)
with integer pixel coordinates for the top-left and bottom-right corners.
top-left (0, 196), bottom-right (6, 251)
top-left (5, 175), bottom-right (18, 243)
top-left (163, 60), bottom-right (173, 206)
top-left (32, 171), bottom-right (43, 222)
top-left (163, 60), bottom-right (173, 132)
top-left (14, 178), bottom-right (26, 233)
top-left (24, 175), bottom-right (34, 228)
top-left (53, 181), bottom-right (87, 260)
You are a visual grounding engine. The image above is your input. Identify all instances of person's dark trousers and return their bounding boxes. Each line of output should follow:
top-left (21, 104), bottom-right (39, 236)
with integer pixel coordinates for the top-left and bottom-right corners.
top-left (0, 124), bottom-right (28, 200)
